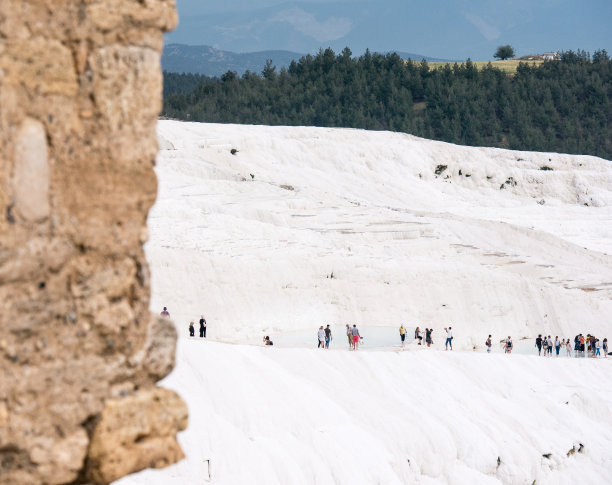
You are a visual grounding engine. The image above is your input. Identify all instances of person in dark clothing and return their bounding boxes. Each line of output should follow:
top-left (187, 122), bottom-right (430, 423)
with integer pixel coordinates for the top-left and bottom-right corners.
top-left (324, 324), bottom-right (332, 349)
top-left (189, 321), bottom-right (195, 337)
top-left (574, 335), bottom-right (580, 357)
top-left (535, 334), bottom-right (543, 355)
top-left (425, 328), bottom-right (433, 347)
top-left (199, 316), bottom-right (207, 338)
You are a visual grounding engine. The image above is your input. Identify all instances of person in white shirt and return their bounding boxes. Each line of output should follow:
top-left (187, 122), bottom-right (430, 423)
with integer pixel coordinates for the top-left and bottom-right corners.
top-left (444, 327), bottom-right (453, 350)
top-left (596, 339), bottom-right (601, 357)
top-left (317, 326), bottom-right (326, 349)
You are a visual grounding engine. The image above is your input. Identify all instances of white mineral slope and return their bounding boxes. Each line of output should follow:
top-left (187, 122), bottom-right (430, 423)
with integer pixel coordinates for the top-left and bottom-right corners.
top-left (114, 122), bottom-right (612, 485)
top-left (116, 341), bottom-right (612, 485)
top-left (147, 121), bottom-right (612, 346)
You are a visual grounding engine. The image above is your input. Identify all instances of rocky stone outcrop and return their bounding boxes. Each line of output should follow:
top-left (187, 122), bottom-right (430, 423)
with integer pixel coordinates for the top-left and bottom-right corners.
top-left (86, 388), bottom-right (188, 484)
top-left (0, 2), bottom-right (186, 484)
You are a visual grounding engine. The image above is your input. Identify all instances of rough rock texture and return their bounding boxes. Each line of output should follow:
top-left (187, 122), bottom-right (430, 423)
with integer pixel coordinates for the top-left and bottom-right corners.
top-left (0, 2), bottom-right (186, 485)
top-left (87, 388), bottom-right (188, 484)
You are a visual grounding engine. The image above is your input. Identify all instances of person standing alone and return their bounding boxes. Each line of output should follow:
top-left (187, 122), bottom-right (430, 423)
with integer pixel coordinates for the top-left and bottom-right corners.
top-left (199, 315), bottom-right (207, 338)
top-left (444, 326), bottom-right (453, 350)
top-left (399, 325), bottom-right (406, 348)
top-left (505, 336), bottom-right (513, 354)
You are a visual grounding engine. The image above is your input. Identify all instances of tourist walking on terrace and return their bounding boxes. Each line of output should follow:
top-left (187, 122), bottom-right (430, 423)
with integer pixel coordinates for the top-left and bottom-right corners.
top-left (199, 315), bottom-right (207, 338)
top-left (426, 328), bottom-right (433, 347)
top-left (415, 326), bottom-right (423, 345)
top-left (504, 336), bottom-right (513, 354)
top-left (565, 338), bottom-right (572, 357)
top-left (317, 326), bottom-right (326, 349)
top-left (160, 306), bottom-right (170, 317)
top-left (603, 338), bottom-right (608, 357)
top-left (486, 335), bottom-right (492, 353)
top-left (325, 324), bottom-right (332, 349)
top-left (346, 324), bottom-right (353, 349)
top-left (189, 321), bottom-right (195, 337)
top-left (536, 334), bottom-right (543, 356)
top-left (351, 325), bottom-right (361, 350)
top-left (596, 339), bottom-right (601, 357)
top-left (574, 335), bottom-right (580, 356)
top-left (586, 335), bottom-right (593, 356)
top-left (555, 336), bottom-right (561, 356)
top-left (399, 325), bottom-right (407, 347)
top-left (444, 327), bottom-right (453, 350)
top-left (547, 335), bottom-right (553, 356)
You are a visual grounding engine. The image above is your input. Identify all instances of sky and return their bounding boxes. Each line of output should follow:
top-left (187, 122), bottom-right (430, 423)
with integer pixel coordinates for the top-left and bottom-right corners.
top-left (165, 0), bottom-right (612, 60)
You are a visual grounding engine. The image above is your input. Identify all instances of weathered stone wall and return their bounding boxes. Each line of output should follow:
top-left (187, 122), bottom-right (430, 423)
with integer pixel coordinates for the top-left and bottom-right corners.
top-left (0, 2), bottom-right (187, 484)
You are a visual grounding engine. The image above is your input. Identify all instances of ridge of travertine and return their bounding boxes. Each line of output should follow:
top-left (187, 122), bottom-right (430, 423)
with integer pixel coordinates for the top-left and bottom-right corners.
top-left (0, 2), bottom-right (187, 484)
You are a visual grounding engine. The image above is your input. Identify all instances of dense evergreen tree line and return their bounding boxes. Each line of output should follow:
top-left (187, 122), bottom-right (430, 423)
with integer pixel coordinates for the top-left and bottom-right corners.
top-left (163, 48), bottom-right (612, 160)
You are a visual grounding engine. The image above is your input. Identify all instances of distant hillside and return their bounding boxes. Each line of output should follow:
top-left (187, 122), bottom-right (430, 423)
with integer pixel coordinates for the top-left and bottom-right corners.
top-left (162, 44), bottom-right (303, 76)
top-left (392, 51), bottom-right (455, 63)
top-left (162, 44), bottom-right (453, 76)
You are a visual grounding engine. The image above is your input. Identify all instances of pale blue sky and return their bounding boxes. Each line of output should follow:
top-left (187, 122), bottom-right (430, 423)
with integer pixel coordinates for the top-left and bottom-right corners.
top-left (166, 0), bottom-right (612, 60)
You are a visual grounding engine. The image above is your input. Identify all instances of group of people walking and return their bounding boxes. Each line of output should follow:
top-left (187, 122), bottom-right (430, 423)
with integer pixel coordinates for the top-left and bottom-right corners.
top-left (161, 307), bottom-right (209, 338)
top-left (166, 307), bottom-right (609, 359)
top-left (412, 326), bottom-right (453, 350)
top-left (317, 325), bottom-right (334, 349)
top-left (484, 335), bottom-right (515, 353)
top-left (317, 324), bottom-right (363, 350)
top-left (535, 334), bottom-right (608, 358)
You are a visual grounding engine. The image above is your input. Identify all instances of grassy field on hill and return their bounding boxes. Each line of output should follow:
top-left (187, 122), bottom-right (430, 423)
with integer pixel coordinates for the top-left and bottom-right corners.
top-left (425, 59), bottom-right (543, 73)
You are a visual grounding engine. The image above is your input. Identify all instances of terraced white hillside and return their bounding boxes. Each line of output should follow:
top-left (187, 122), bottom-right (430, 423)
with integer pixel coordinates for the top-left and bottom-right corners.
top-left (148, 121), bottom-right (612, 346)
top-left (115, 122), bottom-right (612, 485)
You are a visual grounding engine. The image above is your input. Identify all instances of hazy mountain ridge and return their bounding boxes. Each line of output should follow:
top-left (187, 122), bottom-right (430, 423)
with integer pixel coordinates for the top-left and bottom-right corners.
top-left (162, 44), bottom-right (303, 76)
top-left (162, 43), bottom-right (453, 76)
top-left (164, 1), bottom-right (611, 60)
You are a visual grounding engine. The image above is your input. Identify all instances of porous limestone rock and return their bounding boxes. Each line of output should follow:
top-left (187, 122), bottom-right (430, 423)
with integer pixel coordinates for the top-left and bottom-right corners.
top-left (0, 1), bottom-right (185, 484)
top-left (86, 388), bottom-right (188, 484)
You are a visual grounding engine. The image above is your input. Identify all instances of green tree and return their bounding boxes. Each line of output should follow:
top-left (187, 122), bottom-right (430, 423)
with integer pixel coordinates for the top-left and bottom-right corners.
top-left (593, 49), bottom-right (609, 63)
top-left (494, 45), bottom-right (515, 60)
top-left (162, 45), bottom-right (612, 160)
top-left (261, 59), bottom-right (277, 80)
